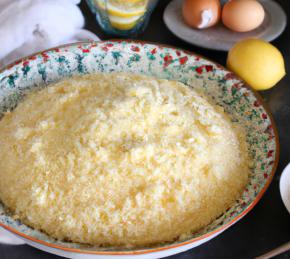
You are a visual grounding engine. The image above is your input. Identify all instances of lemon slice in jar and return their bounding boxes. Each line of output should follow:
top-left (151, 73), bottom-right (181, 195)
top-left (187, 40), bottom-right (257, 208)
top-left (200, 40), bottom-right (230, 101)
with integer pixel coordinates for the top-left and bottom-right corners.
top-left (96, 0), bottom-right (147, 18)
top-left (109, 15), bottom-right (141, 30)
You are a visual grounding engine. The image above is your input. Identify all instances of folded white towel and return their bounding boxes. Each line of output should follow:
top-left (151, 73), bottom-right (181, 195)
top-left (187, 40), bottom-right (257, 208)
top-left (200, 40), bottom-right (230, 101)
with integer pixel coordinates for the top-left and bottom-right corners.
top-left (0, 0), bottom-right (99, 68)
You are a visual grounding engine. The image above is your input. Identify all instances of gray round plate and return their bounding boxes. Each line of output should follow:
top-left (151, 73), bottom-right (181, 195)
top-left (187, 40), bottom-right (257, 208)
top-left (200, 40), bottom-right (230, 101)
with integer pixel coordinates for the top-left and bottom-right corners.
top-left (163, 0), bottom-right (287, 51)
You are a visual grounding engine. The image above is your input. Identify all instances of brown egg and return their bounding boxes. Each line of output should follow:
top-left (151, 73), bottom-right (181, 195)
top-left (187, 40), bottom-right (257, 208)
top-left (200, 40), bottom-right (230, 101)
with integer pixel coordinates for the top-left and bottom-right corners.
top-left (182, 0), bottom-right (221, 29)
top-left (222, 0), bottom-right (265, 32)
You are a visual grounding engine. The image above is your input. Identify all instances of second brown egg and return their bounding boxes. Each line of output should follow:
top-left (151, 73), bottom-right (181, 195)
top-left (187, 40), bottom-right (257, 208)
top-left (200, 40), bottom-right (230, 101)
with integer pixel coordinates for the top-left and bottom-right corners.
top-left (222, 0), bottom-right (265, 32)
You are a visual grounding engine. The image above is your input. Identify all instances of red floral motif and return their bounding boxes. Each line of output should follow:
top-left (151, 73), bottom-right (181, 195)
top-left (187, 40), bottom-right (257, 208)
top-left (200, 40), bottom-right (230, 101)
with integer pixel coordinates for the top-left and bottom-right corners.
top-left (179, 56), bottom-right (188, 65)
top-left (151, 48), bottom-right (157, 55)
top-left (254, 100), bottom-right (260, 107)
top-left (216, 64), bottom-right (224, 69)
top-left (224, 72), bottom-right (236, 80)
top-left (78, 45), bottom-right (90, 53)
top-left (263, 173), bottom-right (268, 179)
top-left (265, 125), bottom-right (273, 133)
top-left (176, 50), bottom-right (181, 56)
top-left (106, 43), bottom-right (114, 47)
top-left (262, 113), bottom-right (268, 120)
top-left (131, 45), bottom-right (140, 52)
top-left (195, 57), bottom-right (200, 61)
top-left (205, 65), bottom-right (213, 72)
top-left (268, 160), bottom-right (274, 165)
top-left (23, 60), bottom-right (29, 67)
top-left (241, 202), bottom-right (247, 207)
top-left (267, 150), bottom-right (274, 158)
top-left (196, 66), bottom-right (203, 74)
top-left (163, 55), bottom-right (173, 67)
top-left (101, 46), bottom-right (109, 52)
top-left (232, 83), bottom-right (242, 90)
top-left (41, 52), bottom-right (49, 62)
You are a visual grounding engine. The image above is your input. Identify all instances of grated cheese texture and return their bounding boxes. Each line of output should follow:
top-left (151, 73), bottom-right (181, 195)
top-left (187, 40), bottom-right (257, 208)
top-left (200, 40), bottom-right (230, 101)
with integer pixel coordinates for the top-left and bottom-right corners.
top-left (0, 73), bottom-right (250, 247)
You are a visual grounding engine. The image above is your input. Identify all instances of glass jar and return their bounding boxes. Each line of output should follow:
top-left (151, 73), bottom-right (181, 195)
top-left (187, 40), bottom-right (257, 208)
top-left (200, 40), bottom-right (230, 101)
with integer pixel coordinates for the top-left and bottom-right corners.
top-left (86, 0), bottom-right (159, 37)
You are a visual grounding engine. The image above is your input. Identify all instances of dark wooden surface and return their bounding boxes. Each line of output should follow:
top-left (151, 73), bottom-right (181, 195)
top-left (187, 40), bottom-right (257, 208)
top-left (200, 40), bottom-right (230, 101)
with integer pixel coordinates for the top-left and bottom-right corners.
top-left (1, 1), bottom-right (289, 258)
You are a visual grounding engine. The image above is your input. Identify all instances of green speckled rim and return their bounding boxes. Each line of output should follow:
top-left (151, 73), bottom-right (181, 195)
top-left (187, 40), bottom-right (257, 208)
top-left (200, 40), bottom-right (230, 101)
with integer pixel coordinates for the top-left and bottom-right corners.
top-left (0, 40), bottom-right (279, 255)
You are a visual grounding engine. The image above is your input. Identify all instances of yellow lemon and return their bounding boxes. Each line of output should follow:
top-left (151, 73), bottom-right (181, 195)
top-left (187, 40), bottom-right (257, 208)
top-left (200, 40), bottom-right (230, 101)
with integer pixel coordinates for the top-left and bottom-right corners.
top-left (227, 39), bottom-right (286, 90)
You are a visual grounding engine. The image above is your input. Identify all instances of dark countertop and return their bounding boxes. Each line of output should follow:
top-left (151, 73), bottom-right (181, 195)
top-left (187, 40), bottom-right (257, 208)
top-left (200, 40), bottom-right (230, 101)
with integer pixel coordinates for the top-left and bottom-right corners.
top-left (1, 1), bottom-right (289, 258)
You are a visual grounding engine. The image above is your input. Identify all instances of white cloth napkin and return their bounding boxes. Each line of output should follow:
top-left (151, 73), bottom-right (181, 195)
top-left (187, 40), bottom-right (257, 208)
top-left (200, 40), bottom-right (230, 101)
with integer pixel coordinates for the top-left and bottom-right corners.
top-left (0, 0), bottom-right (99, 68)
top-left (0, 0), bottom-right (99, 245)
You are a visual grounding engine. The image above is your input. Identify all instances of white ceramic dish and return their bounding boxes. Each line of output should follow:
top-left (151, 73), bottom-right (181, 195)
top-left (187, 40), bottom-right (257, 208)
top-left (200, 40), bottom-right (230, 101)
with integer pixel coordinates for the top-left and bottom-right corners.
top-left (0, 228), bottom-right (25, 245)
top-left (0, 40), bottom-right (279, 258)
top-left (163, 0), bottom-right (287, 51)
top-left (280, 163), bottom-right (290, 214)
